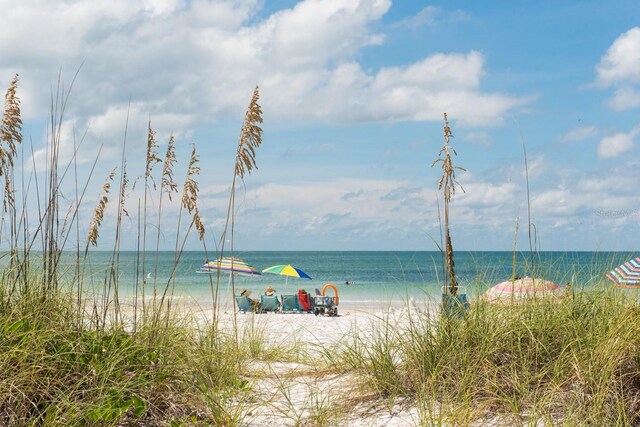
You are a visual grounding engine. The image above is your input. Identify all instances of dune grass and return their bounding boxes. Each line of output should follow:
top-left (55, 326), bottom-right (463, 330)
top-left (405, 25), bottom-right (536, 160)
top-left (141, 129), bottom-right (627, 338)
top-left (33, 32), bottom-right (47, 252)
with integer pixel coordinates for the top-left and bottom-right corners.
top-left (0, 286), bottom-right (252, 425)
top-left (0, 75), bottom-right (280, 426)
top-left (324, 283), bottom-right (640, 425)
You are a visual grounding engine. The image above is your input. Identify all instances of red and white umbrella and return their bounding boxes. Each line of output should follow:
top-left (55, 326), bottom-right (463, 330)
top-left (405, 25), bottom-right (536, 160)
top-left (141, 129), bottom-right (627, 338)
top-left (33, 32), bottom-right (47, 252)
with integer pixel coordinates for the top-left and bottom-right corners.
top-left (484, 276), bottom-right (564, 303)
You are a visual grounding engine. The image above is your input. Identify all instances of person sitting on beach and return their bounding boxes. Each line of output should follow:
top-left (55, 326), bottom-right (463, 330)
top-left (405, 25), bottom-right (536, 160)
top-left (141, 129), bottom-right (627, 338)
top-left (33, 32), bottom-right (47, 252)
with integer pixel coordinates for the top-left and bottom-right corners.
top-left (240, 289), bottom-right (260, 310)
top-left (264, 286), bottom-right (281, 310)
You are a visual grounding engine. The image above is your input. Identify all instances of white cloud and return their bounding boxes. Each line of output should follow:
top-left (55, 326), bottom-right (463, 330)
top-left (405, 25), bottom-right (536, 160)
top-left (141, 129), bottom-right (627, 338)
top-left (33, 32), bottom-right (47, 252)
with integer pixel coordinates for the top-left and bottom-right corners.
top-left (595, 27), bottom-right (640, 111)
top-left (560, 125), bottom-right (597, 143)
top-left (191, 178), bottom-right (440, 245)
top-left (596, 27), bottom-right (640, 87)
top-left (605, 87), bottom-right (640, 110)
top-left (393, 6), bottom-right (440, 29)
top-left (462, 131), bottom-right (493, 148)
top-left (597, 127), bottom-right (639, 158)
top-left (392, 6), bottom-right (470, 30)
top-left (27, 102), bottom-right (195, 169)
top-left (0, 0), bottom-right (528, 135)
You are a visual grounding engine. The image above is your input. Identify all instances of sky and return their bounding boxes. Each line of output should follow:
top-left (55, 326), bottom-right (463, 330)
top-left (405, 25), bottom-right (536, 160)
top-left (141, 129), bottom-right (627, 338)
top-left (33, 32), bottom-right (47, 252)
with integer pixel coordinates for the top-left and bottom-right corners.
top-left (0, 0), bottom-right (639, 252)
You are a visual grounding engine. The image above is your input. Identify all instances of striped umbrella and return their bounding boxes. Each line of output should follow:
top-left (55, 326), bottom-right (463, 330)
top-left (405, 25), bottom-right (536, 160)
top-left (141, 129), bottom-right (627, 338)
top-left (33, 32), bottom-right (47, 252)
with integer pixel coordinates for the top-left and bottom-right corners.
top-left (484, 276), bottom-right (564, 303)
top-left (262, 264), bottom-right (311, 287)
top-left (606, 257), bottom-right (640, 288)
top-left (199, 257), bottom-right (261, 277)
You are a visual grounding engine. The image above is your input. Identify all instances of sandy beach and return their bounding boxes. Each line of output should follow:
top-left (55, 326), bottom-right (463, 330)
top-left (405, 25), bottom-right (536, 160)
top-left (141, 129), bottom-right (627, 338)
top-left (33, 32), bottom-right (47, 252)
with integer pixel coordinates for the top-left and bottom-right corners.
top-left (176, 299), bottom-right (434, 426)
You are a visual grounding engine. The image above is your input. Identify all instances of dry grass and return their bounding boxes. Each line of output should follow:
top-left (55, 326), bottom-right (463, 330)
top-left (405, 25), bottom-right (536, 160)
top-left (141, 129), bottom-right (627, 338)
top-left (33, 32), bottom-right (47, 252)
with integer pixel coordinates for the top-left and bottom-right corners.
top-left (87, 168), bottom-right (116, 247)
top-left (234, 86), bottom-right (263, 180)
top-left (0, 74), bottom-right (21, 171)
top-left (432, 113), bottom-right (465, 296)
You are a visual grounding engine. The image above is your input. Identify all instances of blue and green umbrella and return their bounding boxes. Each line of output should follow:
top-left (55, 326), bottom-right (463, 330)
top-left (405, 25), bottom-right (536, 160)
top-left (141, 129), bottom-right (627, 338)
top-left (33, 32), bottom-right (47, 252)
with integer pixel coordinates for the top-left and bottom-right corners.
top-left (262, 264), bottom-right (311, 287)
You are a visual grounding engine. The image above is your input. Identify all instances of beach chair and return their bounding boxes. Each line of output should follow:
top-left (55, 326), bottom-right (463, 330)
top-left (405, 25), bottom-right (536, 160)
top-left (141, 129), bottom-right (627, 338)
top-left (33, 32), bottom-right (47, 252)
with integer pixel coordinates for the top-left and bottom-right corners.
top-left (441, 286), bottom-right (469, 317)
top-left (298, 289), bottom-right (313, 312)
top-left (280, 294), bottom-right (300, 312)
top-left (235, 295), bottom-right (253, 313)
top-left (260, 295), bottom-right (280, 313)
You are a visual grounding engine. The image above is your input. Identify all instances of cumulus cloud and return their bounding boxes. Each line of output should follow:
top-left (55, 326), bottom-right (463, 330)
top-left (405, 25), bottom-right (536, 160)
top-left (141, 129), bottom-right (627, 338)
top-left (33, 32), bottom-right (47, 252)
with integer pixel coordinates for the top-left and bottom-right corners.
top-left (596, 27), bottom-right (640, 87)
top-left (595, 27), bottom-right (640, 110)
top-left (393, 6), bottom-right (440, 29)
top-left (191, 178), bottom-right (439, 247)
top-left (0, 0), bottom-right (527, 137)
top-left (392, 6), bottom-right (470, 30)
top-left (605, 87), bottom-right (640, 110)
top-left (561, 125), bottom-right (597, 143)
top-left (462, 131), bottom-right (493, 148)
top-left (597, 127), bottom-right (639, 158)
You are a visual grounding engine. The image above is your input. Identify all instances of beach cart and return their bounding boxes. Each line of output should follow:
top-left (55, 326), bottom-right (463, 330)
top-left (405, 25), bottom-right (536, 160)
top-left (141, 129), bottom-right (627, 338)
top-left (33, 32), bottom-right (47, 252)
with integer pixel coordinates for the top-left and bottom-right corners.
top-left (313, 283), bottom-right (339, 316)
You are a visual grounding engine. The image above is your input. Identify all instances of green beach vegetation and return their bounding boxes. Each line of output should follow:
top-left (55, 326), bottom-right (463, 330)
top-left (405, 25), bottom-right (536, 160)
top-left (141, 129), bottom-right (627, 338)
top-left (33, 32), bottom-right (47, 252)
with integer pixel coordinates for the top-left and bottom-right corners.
top-left (326, 286), bottom-right (640, 425)
top-left (0, 75), bottom-right (269, 425)
top-left (2, 75), bottom-right (640, 426)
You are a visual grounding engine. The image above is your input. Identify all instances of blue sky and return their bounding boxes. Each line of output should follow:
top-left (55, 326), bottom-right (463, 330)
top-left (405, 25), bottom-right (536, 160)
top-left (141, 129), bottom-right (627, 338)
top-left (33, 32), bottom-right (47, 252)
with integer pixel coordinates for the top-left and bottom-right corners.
top-left (1, 0), bottom-right (639, 251)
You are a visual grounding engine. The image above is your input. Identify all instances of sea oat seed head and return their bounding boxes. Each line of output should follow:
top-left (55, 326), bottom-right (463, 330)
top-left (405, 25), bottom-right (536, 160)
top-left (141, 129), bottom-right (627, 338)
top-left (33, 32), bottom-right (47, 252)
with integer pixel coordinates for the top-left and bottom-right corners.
top-left (145, 122), bottom-right (161, 180)
top-left (0, 74), bottom-right (22, 173)
top-left (181, 145), bottom-right (200, 215)
top-left (432, 113), bottom-right (465, 202)
top-left (162, 134), bottom-right (178, 200)
top-left (181, 145), bottom-right (205, 239)
top-left (87, 168), bottom-right (116, 246)
top-left (235, 86), bottom-right (263, 180)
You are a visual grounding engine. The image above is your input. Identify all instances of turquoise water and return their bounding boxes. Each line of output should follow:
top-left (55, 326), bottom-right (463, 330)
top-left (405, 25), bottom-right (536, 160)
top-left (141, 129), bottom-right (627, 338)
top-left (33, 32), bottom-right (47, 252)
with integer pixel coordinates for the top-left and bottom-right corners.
top-left (65, 251), bottom-right (635, 306)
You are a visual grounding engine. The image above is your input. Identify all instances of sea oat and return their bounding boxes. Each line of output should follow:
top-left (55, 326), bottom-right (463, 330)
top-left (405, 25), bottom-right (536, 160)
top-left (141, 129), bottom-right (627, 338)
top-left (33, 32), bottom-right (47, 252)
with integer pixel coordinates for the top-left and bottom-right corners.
top-left (432, 113), bottom-right (465, 202)
top-left (234, 86), bottom-right (263, 180)
top-left (0, 74), bottom-right (22, 172)
top-left (145, 122), bottom-right (161, 181)
top-left (119, 166), bottom-right (129, 220)
top-left (194, 208), bottom-right (205, 241)
top-left (162, 134), bottom-right (178, 200)
top-left (182, 145), bottom-right (200, 215)
top-left (181, 145), bottom-right (205, 240)
top-left (3, 176), bottom-right (13, 211)
top-left (432, 113), bottom-right (465, 296)
top-left (87, 168), bottom-right (116, 246)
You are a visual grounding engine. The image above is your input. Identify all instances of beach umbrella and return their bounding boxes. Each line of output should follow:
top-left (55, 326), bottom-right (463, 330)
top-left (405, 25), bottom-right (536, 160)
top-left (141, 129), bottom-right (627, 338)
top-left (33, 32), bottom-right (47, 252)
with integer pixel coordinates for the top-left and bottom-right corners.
top-left (262, 264), bottom-right (311, 287)
top-left (484, 276), bottom-right (564, 303)
top-left (199, 257), bottom-right (262, 277)
top-left (606, 257), bottom-right (640, 288)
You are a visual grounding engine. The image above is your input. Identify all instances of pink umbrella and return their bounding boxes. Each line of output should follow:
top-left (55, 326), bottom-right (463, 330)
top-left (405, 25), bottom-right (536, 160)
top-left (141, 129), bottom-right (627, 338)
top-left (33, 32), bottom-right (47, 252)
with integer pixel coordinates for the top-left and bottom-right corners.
top-left (484, 276), bottom-right (564, 303)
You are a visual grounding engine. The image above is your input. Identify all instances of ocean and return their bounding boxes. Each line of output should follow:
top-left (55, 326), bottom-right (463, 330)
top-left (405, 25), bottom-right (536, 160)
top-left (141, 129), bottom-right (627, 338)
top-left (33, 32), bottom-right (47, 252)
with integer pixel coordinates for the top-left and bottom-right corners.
top-left (65, 251), bottom-right (634, 307)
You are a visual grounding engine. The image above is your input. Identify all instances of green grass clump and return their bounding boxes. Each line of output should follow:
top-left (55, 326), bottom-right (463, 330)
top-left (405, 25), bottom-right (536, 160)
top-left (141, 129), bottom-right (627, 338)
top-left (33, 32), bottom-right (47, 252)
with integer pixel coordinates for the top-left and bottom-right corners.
top-left (0, 289), bottom-right (254, 426)
top-left (0, 75), bottom-right (275, 426)
top-left (329, 285), bottom-right (640, 425)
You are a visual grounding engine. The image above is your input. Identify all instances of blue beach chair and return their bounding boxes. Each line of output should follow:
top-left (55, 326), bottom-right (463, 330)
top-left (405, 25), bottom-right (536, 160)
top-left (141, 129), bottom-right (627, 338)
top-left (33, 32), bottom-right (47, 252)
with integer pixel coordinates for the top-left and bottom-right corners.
top-left (260, 295), bottom-right (280, 312)
top-left (280, 294), bottom-right (300, 312)
top-left (235, 295), bottom-right (253, 313)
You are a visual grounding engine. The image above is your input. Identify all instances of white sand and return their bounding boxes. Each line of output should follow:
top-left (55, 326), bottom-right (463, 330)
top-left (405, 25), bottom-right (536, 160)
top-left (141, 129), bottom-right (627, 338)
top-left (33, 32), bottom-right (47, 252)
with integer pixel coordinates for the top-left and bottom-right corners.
top-left (115, 296), bottom-right (435, 425)
top-left (176, 299), bottom-right (436, 426)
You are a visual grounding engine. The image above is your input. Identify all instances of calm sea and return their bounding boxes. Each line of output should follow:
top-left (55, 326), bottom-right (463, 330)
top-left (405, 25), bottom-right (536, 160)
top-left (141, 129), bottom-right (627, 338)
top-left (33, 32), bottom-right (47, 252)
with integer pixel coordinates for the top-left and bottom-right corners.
top-left (61, 251), bottom-right (634, 306)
